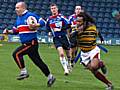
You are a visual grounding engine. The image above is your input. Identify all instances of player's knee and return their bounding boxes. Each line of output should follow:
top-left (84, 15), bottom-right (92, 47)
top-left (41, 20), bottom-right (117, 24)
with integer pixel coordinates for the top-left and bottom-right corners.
top-left (12, 51), bottom-right (17, 59)
top-left (91, 64), bottom-right (98, 71)
top-left (87, 62), bottom-right (99, 71)
top-left (60, 53), bottom-right (64, 57)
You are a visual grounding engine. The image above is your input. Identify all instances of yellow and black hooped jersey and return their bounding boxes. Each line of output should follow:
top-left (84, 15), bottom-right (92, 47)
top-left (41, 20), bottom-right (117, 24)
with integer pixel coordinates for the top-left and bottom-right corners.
top-left (77, 25), bottom-right (98, 52)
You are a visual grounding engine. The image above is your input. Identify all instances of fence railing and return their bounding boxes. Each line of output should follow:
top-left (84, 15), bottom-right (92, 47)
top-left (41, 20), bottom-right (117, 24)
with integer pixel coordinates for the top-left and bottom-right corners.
top-left (0, 34), bottom-right (120, 45)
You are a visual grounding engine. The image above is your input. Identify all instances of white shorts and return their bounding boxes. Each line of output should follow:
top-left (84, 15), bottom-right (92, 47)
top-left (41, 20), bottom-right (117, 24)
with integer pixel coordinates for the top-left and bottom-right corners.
top-left (80, 46), bottom-right (100, 66)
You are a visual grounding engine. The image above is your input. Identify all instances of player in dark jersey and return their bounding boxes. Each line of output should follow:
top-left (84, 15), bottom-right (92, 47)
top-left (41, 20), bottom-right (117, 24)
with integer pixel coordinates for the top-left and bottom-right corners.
top-left (68, 6), bottom-right (83, 67)
top-left (46, 3), bottom-right (71, 75)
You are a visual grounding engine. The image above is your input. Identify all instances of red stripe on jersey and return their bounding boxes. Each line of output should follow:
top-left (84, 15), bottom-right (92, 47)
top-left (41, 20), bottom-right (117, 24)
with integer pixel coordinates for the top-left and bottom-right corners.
top-left (73, 21), bottom-right (77, 25)
top-left (18, 26), bottom-right (30, 32)
top-left (50, 23), bottom-right (56, 28)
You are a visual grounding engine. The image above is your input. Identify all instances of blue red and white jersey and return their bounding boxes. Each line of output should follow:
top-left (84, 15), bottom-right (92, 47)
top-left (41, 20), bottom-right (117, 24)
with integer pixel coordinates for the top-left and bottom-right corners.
top-left (46, 14), bottom-right (69, 37)
top-left (12, 10), bottom-right (45, 44)
top-left (68, 14), bottom-right (77, 33)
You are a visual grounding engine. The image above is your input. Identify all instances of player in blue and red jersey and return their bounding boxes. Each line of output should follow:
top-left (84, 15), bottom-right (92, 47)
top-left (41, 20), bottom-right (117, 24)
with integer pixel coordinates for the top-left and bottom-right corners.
top-left (68, 6), bottom-right (83, 67)
top-left (46, 3), bottom-right (71, 75)
top-left (3, 2), bottom-right (55, 87)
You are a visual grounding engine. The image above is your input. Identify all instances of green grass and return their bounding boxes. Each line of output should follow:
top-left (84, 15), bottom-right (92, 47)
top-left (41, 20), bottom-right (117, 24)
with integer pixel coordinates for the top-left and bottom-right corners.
top-left (0, 42), bottom-right (120, 90)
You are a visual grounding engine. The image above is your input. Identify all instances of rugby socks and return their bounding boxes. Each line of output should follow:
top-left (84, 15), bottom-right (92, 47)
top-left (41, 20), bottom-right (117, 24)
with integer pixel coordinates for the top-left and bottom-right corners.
top-left (99, 60), bottom-right (104, 68)
top-left (60, 57), bottom-right (68, 72)
top-left (93, 71), bottom-right (112, 85)
top-left (20, 68), bottom-right (27, 74)
top-left (48, 74), bottom-right (53, 80)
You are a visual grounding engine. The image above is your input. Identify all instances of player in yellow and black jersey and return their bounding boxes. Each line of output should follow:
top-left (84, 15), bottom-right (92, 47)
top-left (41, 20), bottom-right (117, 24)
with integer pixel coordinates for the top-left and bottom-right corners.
top-left (75, 12), bottom-right (113, 90)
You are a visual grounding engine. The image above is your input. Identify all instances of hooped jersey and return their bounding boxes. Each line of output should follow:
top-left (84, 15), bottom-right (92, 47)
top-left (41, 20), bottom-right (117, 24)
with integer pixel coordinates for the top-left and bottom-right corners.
top-left (13, 11), bottom-right (46, 44)
top-left (76, 12), bottom-right (98, 52)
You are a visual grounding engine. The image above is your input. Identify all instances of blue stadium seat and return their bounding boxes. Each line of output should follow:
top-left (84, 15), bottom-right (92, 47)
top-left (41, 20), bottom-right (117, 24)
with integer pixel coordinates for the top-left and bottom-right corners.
top-left (61, 6), bottom-right (67, 11)
top-left (113, 34), bottom-right (119, 38)
top-left (104, 18), bottom-right (110, 23)
top-left (108, 29), bottom-right (113, 34)
top-left (94, 2), bottom-right (99, 7)
top-left (93, 7), bottom-right (99, 12)
top-left (4, 14), bottom-right (12, 19)
top-left (109, 23), bottom-right (114, 28)
top-left (88, 2), bottom-right (93, 7)
top-left (100, 2), bottom-right (105, 7)
top-left (97, 23), bottom-right (102, 28)
top-left (101, 33), bottom-right (107, 38)
top-left (6, 8), bottom-right (13, 14)
top-left (114, 29), bottom-right (119, 34)
top-left (41, 5), bottom-right (48, 10)
top-left (115, 24), bottom-right (120, 29)
top-left (0, 13), bottom-right (4, 19)
top-left (69, 1), bottom-right (75, 6)
top-left (101, 28), bottom-right (108, 34)
top-left (102, 23), bottom-right (108, 28)
top-left (1, 3), bottom-right (8, 8)
top-left (98, 13), bottom-right (104, 17)
top-left (63, 1), bottom-right (68, 6)
top-left (0, 0), bottom-right (119, 36)
top-left (106, 34), bottom-right (114, 38)
top-left (0, 8), bottom-right (6, 14)
top-left (99, 8), bottom-right (106, 12)
top-left (67, 6), bottom-right (74, 12)
top-left (97, 18), bottom-right (103, 22)
top-left (105, 8), bottom-right (111, 13)
top-left (92, 12), bottom-right (97, 17)
top-left (42, 0), bottom-right (49, 5)
top-left (56, 0), bottom-right (62, 6)
top-left (86, 7), bottom-right (93, 12)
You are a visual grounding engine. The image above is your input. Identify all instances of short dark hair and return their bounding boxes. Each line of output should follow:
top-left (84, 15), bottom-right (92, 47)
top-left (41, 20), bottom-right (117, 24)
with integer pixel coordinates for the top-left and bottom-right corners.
top-left (50, 3), bottom-right (57, 7)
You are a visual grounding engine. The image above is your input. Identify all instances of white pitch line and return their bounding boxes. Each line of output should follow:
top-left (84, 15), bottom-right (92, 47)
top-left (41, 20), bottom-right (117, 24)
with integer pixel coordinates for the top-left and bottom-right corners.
top-left (57, 78), bottom-right (120, 89)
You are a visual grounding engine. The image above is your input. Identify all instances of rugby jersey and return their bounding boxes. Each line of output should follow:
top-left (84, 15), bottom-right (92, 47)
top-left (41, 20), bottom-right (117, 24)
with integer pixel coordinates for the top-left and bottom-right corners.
top-left (12, 10), bottom-right (45, 44)
top-left (68, 14), bottom-right (77, 33)
top-left (76, 12), bottom-right (98, 52)
top-left (46, 14), bottom-right (69, 37)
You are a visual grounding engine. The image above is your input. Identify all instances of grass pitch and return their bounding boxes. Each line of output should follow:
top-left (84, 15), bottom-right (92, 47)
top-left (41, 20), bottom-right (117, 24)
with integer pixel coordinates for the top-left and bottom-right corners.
top-left (0, 42), bottom-right (120, 90)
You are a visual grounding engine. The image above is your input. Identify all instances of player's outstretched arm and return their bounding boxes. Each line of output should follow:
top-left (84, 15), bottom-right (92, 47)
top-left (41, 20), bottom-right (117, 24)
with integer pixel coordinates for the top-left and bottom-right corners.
top-left (3, 28), bottom-right (14, 34)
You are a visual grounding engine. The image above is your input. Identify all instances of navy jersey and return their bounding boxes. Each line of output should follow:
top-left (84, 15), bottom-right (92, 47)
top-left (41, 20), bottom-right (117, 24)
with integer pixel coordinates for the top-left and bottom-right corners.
top-left (46, 14), bottom-right (69, 37)
top-left (68, 14), bottom-right (77, 33)
top-left (12, 10), bottom-right (46, 44)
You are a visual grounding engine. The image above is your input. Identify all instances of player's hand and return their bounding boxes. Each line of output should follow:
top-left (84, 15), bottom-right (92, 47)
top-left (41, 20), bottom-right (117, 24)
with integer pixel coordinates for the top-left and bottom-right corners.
top-left (3, 28), bottom-right (9, 34)
top-left (29, 23), bottom-right (40, 30)
top-left (100, 37), bottom-right (104, 44)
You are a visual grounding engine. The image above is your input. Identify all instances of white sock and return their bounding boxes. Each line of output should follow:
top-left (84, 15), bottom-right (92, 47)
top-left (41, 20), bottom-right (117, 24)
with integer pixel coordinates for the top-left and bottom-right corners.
top-left (60, 57), bottom-right (68, 72)
top-left (48, 74), bottom-right (53, 80)
top-left (20, 68), bottom-right (27, 74)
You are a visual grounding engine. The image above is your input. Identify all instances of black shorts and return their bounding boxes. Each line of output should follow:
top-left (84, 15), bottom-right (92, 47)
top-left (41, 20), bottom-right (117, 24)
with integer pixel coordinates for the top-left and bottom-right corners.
top-left (53, 35), bottom-right (70, 50)
top-left (69, 33), bottom-right (77, 48)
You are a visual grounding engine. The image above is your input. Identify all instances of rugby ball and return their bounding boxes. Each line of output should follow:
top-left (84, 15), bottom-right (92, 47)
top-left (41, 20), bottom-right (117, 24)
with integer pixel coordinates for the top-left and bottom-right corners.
top-left (26, 16), bottom-right (37, 25)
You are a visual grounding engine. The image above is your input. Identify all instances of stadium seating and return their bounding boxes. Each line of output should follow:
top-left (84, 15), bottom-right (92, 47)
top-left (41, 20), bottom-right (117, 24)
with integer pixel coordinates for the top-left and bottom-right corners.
top-left (0, 0), bottom-right (120, 38)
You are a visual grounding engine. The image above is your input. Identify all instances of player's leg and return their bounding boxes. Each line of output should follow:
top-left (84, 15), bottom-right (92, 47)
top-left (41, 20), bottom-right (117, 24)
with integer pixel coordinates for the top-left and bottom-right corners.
top-left (81, 46), bottom-right (113, 89)
top-left (99, 60), bottom-right (108, 75)
top-left (28, 44), bottom-right (56, 87)
top-left (71, 46), bottom-right (78, 67)
top-left (69, 34), bottom-right (78, 67)
top-left (12, 44), bottom-right (31, 80)
top-left (87, 53), bottom-right (113, 90)
top-left (65, 49), bottom-right (72, 72)
top-left (87, 58), bottom-right (113, 90)
top-left (57, 47), bottom-right (69, 75)
top-left (63, 35), bottom-right (73, 73)
top-left (53, 37), bottom-right (69, 75)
